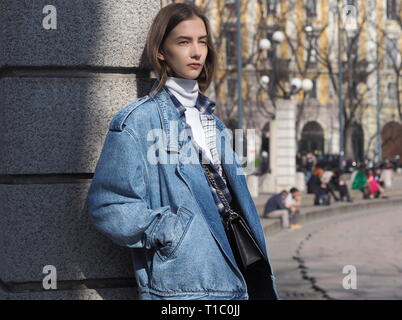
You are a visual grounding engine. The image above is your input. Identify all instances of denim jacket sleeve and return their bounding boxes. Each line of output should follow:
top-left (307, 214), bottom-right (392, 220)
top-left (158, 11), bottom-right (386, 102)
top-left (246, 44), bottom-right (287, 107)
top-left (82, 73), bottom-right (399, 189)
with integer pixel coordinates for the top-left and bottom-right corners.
top-left (86, 127), bottom-right (178, 249)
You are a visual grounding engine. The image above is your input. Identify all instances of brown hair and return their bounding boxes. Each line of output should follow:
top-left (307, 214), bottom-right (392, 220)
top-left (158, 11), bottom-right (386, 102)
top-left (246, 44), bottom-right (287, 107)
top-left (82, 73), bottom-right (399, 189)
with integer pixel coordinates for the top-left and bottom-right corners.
top-left (146, 2), bottom-right (217, 93)
top-left (313, 168), bottom-right (324, 178)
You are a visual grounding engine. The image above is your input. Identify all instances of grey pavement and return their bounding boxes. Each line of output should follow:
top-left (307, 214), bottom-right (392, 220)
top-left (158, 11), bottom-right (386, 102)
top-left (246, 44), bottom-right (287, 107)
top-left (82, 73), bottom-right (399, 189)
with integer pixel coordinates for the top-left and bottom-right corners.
top-left (253, 173), bottom-right (402, 236)
top-left (265, 205), bottom-right (402, 300)
top-left (251, 173), bottom-right (402, 300)
top-left (300, 206), bottom-right (402, 300)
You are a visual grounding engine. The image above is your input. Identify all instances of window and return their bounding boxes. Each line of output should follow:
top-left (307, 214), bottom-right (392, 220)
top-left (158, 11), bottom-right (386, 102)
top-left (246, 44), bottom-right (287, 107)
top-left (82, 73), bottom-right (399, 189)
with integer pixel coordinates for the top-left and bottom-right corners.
top-left (306, 0), bottom-right (317, 18)
top-left (305, 28), bottom-right (319, 68)
top-left (225, 28), bottom-right (237, 66)
top-left (307, 48), bottom-right (318, 68)
top-left (387, 0), bottom-right (399, 20)
top-left (266, 0), bottom-right (279, 15)
top-left (385, 37), bottom-right (399, 69)
top-left (388, 82), bottom-right (398, 100)
top-left (308, 79), bottom-right (317, 99)
top-left (224, 0), bottom-right (236, 10)
top-left (345, 0), bottom-right (358, 16)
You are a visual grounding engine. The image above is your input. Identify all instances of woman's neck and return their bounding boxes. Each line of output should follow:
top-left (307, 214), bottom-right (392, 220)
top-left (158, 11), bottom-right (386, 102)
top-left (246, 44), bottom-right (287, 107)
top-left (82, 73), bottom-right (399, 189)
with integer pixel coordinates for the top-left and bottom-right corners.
top-left (165, 76), bottom-right (199, 108)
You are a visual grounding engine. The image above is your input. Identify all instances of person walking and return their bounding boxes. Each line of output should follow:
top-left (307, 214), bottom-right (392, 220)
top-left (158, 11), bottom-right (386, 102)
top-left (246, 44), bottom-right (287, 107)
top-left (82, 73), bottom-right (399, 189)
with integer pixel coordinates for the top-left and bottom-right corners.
top-left (86, 3), bottom-right (278, 300)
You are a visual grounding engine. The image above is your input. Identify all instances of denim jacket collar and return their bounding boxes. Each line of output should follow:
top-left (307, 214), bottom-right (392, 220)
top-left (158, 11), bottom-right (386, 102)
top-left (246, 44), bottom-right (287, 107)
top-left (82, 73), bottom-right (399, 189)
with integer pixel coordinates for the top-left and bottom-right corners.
top-left (149, 81), bottom-right (181, 154)
top-left (149, 79), bottom-right (217, 154)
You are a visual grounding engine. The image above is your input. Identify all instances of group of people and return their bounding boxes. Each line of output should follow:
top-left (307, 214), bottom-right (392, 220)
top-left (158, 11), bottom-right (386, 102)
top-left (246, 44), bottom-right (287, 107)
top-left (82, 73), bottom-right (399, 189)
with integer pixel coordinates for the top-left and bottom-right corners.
top-left (262, 151), bottom-right (394, 231)
top-left (306, 165), bottom-right (389, 204)
top-left (351, 167), bottom-right (388, 200)
top-left (261, 164), bottom-right (390, 230)
top-left (262, 188), bottom-right (303, 230)
top-left (307, 167), bottom-right (353, 205)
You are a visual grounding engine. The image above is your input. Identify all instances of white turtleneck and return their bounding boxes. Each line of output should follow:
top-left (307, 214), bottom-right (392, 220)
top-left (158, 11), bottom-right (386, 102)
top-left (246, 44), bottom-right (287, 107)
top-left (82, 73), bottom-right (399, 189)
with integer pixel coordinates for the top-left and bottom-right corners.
top-left (165, 76), bottom-right (214, 162)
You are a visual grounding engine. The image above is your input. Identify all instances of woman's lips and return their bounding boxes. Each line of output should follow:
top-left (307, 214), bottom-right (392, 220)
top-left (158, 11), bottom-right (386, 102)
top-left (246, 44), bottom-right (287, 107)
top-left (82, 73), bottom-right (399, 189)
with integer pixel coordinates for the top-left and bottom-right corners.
top-left (188, 64), bottom-right (201, 69)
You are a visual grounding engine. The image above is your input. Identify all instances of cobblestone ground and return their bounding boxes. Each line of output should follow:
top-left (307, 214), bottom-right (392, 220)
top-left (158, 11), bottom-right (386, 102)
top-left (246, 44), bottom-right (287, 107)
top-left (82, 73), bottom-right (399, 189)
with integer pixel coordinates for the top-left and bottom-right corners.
top-left (265, 205), bottom-right (402, 300)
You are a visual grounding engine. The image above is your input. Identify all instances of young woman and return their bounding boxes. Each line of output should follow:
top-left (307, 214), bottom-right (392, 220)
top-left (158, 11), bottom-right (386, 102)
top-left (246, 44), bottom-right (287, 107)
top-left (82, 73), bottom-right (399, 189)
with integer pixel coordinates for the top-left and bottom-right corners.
top-left (86, 2), bottom-right (278, 300)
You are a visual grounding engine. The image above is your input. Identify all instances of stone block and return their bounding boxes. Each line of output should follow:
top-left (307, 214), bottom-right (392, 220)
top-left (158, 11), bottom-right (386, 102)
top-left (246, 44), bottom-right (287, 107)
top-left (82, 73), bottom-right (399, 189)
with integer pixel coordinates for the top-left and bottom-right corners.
top-left (276, 167), bottom-right (296, 177)
top-left (275, 135), bottom-right (296, 149)
top-left (2, 287), bottom-right (138, 300)
top-left (259, 173), bottom-right (277, 193)
top-left (275, 157), bottom-right (296, 167)
top-left (276, 147), bottom-right (297, 157)
top-left (1, 183), bottom-right (134, 283)
top-left (296, 172), bottom-right (306, 192)
top-left (276, 130), bottom-right (296, 140)
top-left (276, 111), bottom-right (295, 121)
top-left (246, 175), bottom-right (259, 197)
top-left (276, 176), bottom-right (296, 189)
top-left (0, 0), bottom-right (160, 68)
top-left (0, 77), bottom-right (154, 174)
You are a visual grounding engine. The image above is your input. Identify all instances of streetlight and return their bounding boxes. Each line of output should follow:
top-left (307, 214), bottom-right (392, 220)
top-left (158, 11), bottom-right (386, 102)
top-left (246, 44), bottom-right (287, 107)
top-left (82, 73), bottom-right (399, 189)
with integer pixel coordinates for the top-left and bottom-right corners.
top-left (305, 25), bottom-right (314, 34)
top-left (259, 32), bottom-right (313, 100)
top-left (330, 1), bottom-right (345, 171)
top-left (235, 0), bottom-right (245, 162)
top-left (259, 75), bottom-right (270, 87)
top-left (260, 74), bottom-right (313, 96)
top-left (258, 30), bottom-right (314, 190)
top-left (259, 30), bottom-right (283, 101)
top-left (302, 78), bottom-right (314, 91)
top-left (330, 0), bottom-right (359, 170)
top-left (272, 30), bottom-right (285, 43)
top-left (259, 38), bottom-right (272, 51)
top-left (304, 24), bottom-right (315, 71)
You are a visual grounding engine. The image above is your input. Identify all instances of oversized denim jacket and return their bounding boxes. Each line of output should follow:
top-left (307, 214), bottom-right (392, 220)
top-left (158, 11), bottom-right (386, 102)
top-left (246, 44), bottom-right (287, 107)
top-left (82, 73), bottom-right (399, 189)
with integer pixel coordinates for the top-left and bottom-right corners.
top-left (86, 80), bottom-right (279, 300)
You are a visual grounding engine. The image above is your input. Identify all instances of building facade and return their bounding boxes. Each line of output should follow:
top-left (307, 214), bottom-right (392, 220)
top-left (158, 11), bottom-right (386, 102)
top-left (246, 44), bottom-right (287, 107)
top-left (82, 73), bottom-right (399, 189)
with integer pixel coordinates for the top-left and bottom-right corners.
top-left (167, 0), bottom-right (402, 167)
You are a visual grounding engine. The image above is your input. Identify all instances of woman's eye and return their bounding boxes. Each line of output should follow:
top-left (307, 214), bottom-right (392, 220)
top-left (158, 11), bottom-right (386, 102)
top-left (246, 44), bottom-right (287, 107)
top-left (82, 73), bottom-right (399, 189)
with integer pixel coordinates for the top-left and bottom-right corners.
top-left (178, 41), bottom-right (207, 45)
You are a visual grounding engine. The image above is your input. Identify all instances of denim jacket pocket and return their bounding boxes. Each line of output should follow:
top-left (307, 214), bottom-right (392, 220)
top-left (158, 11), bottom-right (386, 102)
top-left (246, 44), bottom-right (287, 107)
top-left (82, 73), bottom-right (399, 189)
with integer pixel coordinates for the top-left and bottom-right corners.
top-left (155, 206), bottom-right (194, 261)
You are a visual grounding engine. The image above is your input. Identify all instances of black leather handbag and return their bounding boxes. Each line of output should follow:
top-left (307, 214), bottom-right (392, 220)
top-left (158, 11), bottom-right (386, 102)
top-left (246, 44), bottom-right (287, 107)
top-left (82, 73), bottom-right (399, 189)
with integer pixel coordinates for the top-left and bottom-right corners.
top-left (201, 163), bottom-right (265, 271)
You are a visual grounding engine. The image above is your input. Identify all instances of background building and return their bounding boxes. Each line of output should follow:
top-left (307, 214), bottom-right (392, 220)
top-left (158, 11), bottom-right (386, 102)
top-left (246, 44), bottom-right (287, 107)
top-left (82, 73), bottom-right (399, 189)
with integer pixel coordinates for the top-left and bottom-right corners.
top-left (169, 0), bottom-right (402, 169)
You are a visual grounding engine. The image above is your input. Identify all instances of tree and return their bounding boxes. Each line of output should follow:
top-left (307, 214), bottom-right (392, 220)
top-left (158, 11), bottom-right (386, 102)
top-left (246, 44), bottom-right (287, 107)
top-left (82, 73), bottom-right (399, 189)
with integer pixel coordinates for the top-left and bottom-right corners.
top-left (312, 5), bottom-right (382, 161)
top-left (384, 0), bottom-right (402, 121)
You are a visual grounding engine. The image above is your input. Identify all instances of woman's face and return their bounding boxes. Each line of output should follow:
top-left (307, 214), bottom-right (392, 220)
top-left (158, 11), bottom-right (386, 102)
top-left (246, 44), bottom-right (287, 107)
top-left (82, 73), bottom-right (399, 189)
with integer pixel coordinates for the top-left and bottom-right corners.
top-left (158, 16), bottom-right (208, 80)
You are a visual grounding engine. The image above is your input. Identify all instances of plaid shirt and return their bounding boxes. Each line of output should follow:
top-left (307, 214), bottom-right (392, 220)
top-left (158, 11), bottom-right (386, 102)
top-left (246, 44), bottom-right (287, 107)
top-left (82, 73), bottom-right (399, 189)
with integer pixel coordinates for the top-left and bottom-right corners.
top-left (164, 86), bottom-right (233, 216)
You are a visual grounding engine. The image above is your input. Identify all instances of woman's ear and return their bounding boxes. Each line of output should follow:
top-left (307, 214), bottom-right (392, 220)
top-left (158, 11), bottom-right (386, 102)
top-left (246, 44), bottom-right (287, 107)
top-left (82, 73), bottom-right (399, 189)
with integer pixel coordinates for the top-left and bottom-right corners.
top-left (157, 51), bottom-right (165, 61)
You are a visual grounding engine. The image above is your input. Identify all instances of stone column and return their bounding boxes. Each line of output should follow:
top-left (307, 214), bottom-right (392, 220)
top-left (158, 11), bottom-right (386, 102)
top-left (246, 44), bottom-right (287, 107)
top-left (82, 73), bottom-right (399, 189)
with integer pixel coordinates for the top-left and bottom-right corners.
top-left (0, 0), bottom-right (159, 300)
top-left (270, 99), bottom-right (297, 193)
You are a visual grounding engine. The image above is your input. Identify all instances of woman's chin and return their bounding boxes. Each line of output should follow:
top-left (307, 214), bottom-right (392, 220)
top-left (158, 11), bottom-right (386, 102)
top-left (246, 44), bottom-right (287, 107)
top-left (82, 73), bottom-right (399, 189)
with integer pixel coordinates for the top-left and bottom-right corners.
top-left (180, 75), bottom-right (199, 80)
top-left (178, 69), bottom-right (202, 80)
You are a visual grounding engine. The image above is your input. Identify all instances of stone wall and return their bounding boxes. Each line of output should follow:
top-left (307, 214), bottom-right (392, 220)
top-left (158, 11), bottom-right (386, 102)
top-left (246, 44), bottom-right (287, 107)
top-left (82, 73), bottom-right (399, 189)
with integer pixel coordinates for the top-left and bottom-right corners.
top-left (0, 0), bottom-right (160, 300)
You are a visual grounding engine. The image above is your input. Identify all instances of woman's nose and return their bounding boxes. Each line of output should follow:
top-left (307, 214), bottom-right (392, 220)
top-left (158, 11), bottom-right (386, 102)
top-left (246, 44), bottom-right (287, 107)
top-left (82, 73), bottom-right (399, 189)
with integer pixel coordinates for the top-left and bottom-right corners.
top-left (191, 43), bottom-right (202, 57)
